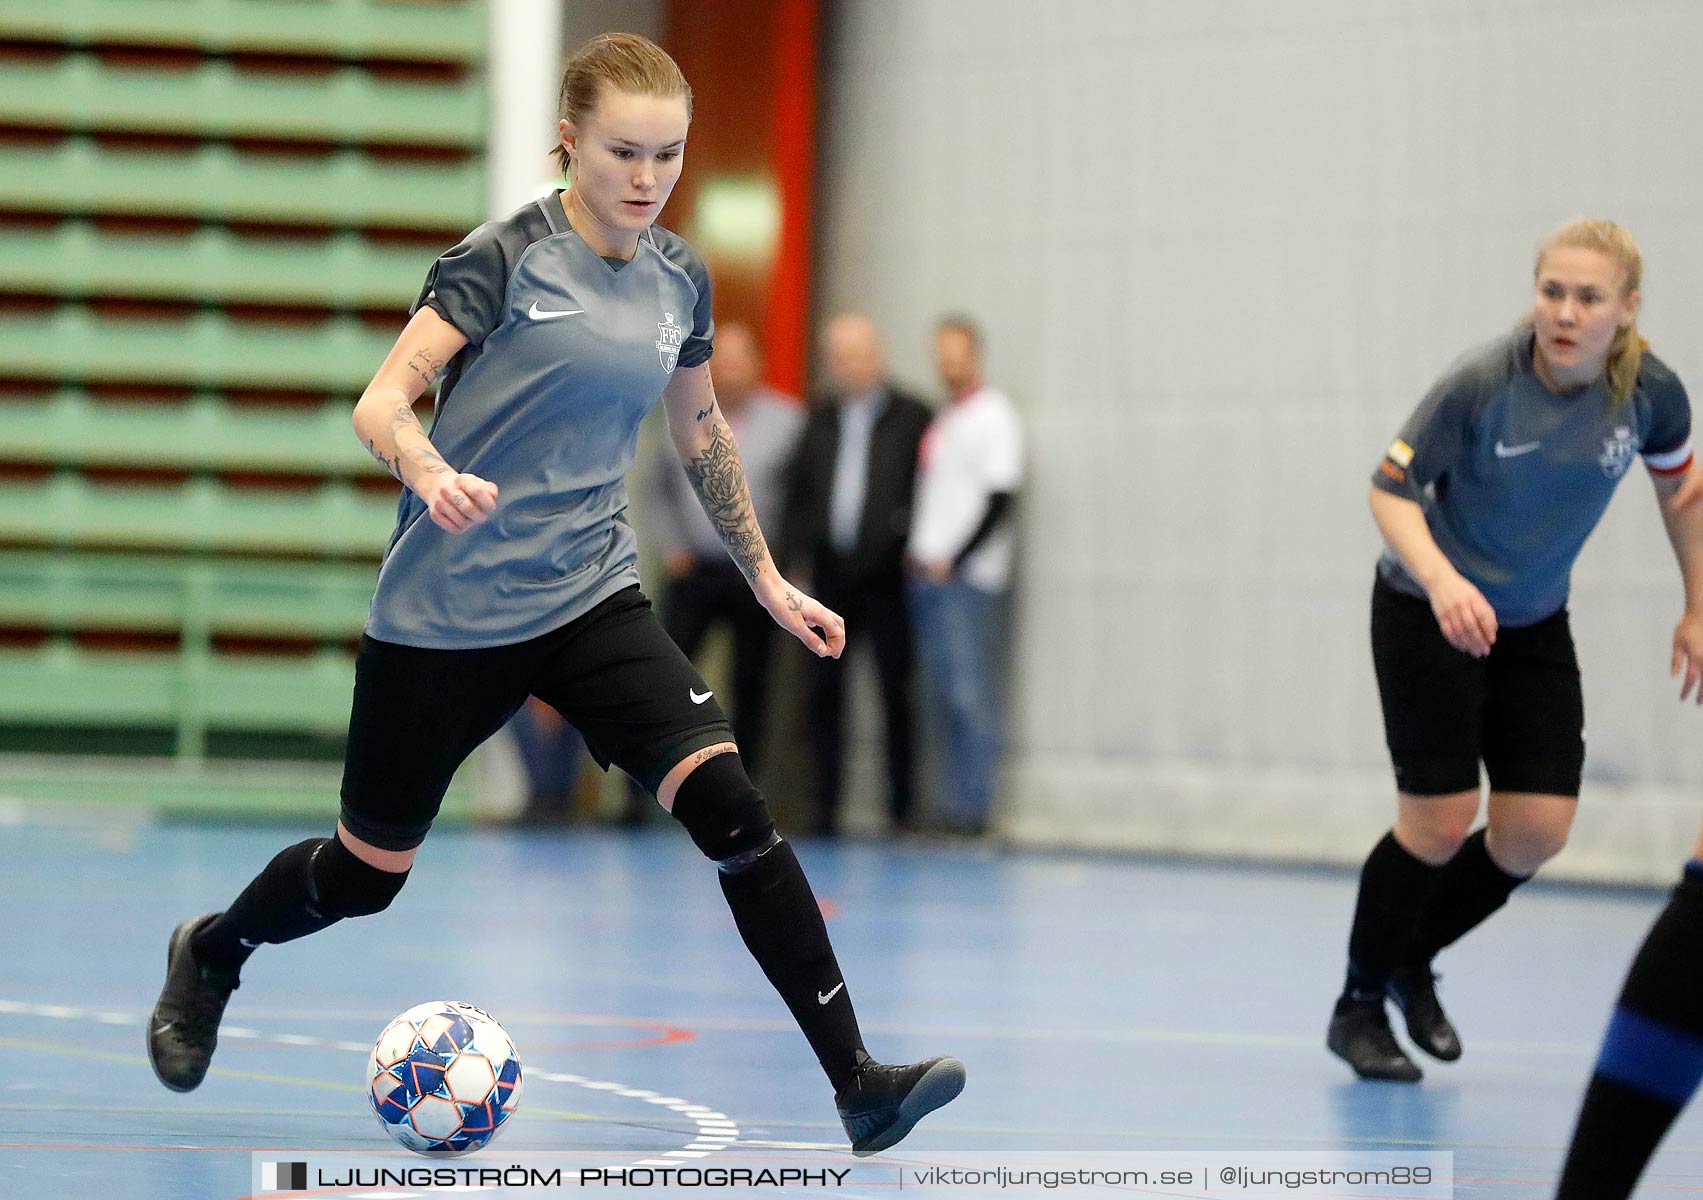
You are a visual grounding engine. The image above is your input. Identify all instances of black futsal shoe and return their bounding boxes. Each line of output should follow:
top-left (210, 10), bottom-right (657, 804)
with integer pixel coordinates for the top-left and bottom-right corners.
top-left (1327, 994), bottom-right (1422, 1082)
top-left (1388, 966), bottom-right (1462, 1062)
top-left (835, 1052), bottom-right (967, 1155)
top-left (147, 913), bottom-right (240, 1093)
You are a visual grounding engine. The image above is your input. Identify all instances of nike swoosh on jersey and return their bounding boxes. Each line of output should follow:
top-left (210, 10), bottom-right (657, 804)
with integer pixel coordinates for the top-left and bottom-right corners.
top-left (528, 301), bottom-right (585, 320)
top-left (817, 982), bottom-right (845, 1005)
top-left (690, 689), bottom-right (714, 704)
top-left (1494, 440), bottom-right (1542, 458)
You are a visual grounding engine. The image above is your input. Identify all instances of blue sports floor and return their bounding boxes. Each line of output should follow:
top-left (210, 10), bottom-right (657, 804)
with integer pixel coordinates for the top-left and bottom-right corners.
top-left (4, 810), bottom-right (1702, 1198)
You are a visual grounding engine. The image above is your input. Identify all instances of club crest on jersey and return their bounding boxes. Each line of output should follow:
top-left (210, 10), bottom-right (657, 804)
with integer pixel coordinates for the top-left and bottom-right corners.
top-left (1599, 425), bottom-right (1639, 478)
top-left (656, 313), bottom-right (684, 373)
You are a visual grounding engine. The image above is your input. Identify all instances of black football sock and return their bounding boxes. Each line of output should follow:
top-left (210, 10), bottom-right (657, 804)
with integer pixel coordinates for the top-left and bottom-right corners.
top-left (717, 839), bottom-right (866, 1090)
top-left (193, 837), bottom-right (409, 971)
top-left (1555, 864), bottom-right (1703, 1199)
top-left (1343, 831), bottom-right (1444, 996)
top-left (1405, 828), bottom-right (1527, 966)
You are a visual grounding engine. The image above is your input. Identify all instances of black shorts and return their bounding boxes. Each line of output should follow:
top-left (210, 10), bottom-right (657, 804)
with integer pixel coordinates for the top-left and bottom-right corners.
top-left (1371, 573), bottom-right (1584, 797)
top-left (339, 585), bottom-right (734, 851)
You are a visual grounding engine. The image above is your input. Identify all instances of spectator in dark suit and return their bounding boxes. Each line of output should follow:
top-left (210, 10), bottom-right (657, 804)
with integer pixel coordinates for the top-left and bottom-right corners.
top-left (783, 314), bottom-right (932, 836)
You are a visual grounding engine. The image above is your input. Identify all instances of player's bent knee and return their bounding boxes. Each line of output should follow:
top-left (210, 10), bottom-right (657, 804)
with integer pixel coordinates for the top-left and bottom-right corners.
top-left (315, 832), bottom-right (411, 918)
top-left (335, 819), bottom-right (421, 872)
top-left (1394, 819), bottom-right (1470, 864)
top-left (1396, 791), bottom-right (1477, 863)
top-left (1430, 818), bottom-right (1475, 856)
top-left (668, 752), bottom-right (777, 871)
top-left (1489, 826), bottom-right (1569, 875)
top-left (656, 742), bottom-right (738, 811)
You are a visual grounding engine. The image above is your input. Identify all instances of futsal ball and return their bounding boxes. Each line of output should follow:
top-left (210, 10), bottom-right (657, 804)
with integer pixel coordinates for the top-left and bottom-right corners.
top-left (368, 1000), bottom-right (523, 1155)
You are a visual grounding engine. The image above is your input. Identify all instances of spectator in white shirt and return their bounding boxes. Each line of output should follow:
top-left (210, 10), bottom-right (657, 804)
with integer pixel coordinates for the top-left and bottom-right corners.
top-left (907, 316), bottom-right (1023, 836)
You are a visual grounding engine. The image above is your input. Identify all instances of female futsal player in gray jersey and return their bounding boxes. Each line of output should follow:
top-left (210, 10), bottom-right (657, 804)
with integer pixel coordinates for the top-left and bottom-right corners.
top-left (1328, 219), bottom-right (1703, 1084)
top-left (145, 32), bottom-right (963, 1155)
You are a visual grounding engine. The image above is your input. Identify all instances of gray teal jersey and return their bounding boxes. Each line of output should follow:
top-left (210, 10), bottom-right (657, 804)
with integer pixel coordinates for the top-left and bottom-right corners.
top-left (1372, 329), bottom-right (1692, 627)
top-left (366, 190), bottom-right (714, 648)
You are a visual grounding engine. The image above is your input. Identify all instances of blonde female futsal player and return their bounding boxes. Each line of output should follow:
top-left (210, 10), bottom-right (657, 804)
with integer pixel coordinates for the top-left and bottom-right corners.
top-left (147, 33), bottom-right (964, 1156)
top-left (1329, 219), bottom-right (1703, 1082)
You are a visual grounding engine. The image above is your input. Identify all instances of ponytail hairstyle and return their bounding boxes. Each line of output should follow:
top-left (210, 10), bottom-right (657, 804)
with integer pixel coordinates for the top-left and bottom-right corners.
top-left (553, 33), bottom-right (692, 179)
top-left (1530, 218), bottom-right (1647, 408)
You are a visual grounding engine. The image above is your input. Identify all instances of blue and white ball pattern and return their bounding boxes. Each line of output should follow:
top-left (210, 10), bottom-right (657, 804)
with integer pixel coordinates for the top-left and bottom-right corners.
top-left (368, 1001), bottom-right (522, 1155)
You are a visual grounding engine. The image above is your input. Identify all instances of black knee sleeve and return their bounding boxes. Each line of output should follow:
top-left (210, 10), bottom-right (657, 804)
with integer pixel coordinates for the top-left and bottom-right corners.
top-left (311, 834), bottom-right (410, 919)
top-left (670, 753), bottom-right (777, 870)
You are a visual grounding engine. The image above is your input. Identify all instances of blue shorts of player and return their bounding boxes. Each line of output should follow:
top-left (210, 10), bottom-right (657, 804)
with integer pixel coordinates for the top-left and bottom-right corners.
top-left (339, 586), bottom-right (733, 852)
top-left (1370, 574), bottom-right (1584, 797)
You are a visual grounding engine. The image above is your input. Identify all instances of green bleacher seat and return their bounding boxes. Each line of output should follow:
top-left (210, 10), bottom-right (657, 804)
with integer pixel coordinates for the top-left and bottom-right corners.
top-left (0, 550), bottom-right (376, 638)
top-left (0, 390), bottom-right (388, 475)
top-left (0, 0), bottom-right (486, 65)
top-left (0, 551), bottom-right (375, 756)
top-left (0, 641), bottom-right (181, 723)
top-left (0, 53), bottom-right (484, 147)
top-left (200, 648), bottom-right (359, 733)
top-left (0, 307), bottom-right (402, 390)
top-left (0, 0), bottom-right (485, 766)
top-left (0, 223), bottom-right (435, 309)
top-left (0, 474), bottom-right (398, 556)
top-left (0, 642), bottom-right (358, 755)
top-left (0, 139), bottom-right (485, 230)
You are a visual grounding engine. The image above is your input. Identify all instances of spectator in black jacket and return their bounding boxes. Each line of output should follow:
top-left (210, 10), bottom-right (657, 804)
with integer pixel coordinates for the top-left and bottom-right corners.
top-left (784, 314), bottom-right (932, 835)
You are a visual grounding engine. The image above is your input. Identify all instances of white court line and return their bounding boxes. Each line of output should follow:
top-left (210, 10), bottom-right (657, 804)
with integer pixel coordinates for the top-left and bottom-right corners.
top-left (0, 997), bottom-right (747, 1172)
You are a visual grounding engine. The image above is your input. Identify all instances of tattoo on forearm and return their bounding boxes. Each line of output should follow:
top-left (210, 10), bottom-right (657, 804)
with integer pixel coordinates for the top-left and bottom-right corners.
top-left (364, 436), bottom-right (401, 481)
top-left (684, 420), bottom-right (770, 580)
top-left (406, 348), bottom-right (447, 386)
top-left (387, 401), bottom-right (453, 485)
top-left (696, 406), bottom-right (713, 422)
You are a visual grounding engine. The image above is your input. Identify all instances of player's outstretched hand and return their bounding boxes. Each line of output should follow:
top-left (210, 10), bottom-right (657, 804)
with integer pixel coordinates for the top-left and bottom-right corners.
top-left (1429, 570), bottom-right (1497, 658)
top-left (422, 471), bottom-right (498, 534)
top-left (755, 573), bottom-right (846, 659)
top-left (1672, 611), bottom-right (1703, 704)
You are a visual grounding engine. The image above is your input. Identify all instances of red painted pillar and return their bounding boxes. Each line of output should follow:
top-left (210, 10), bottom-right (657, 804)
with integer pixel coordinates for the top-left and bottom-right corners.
top-left (662, 0), bottom-right (819, 398)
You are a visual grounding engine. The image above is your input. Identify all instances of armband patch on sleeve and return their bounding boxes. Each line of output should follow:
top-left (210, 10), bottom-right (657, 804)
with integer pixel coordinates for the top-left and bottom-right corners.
top-left (1645, 439), bottom-right (1694, 477)
top-left (1387, 439), bottom-right (1415, 468)
top-left (1378, 460), bottom-right (1407, 484)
